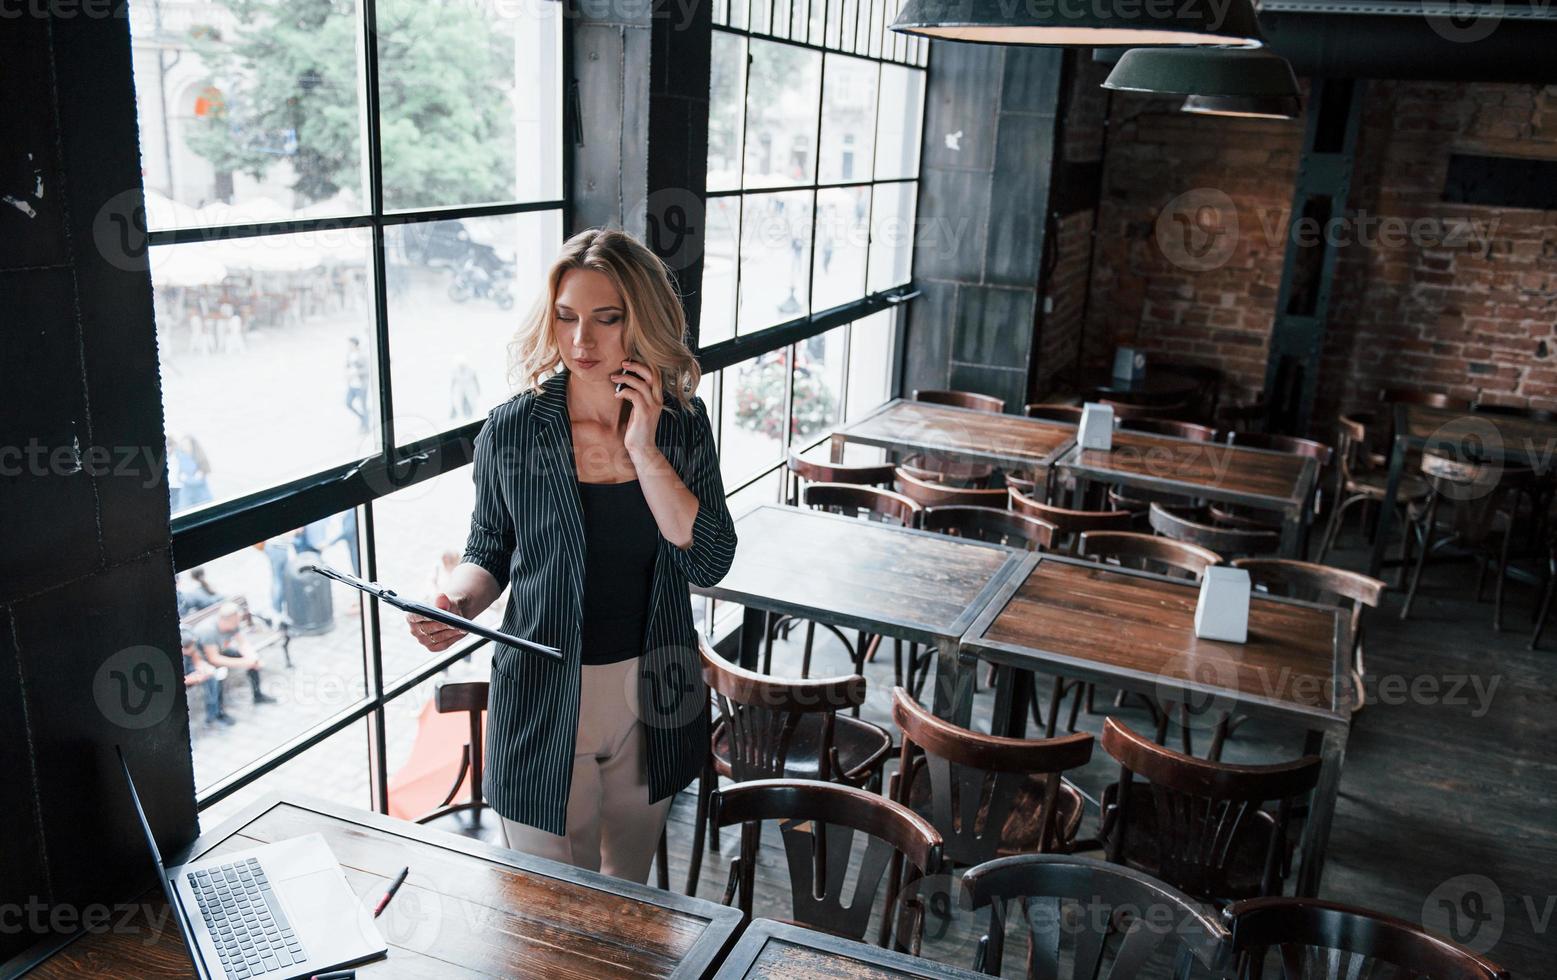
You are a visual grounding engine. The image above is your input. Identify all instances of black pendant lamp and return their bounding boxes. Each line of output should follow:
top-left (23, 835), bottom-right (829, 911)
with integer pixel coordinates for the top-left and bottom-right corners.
top-left (889, 0), bottom-right (1264, 46)
top-left (1102, 47), bottom-right (1301, 119)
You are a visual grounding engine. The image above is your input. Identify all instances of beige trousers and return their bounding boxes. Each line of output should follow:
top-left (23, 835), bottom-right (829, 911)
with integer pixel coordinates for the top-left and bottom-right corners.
top-left (499, 655), bottom-right (672, 885)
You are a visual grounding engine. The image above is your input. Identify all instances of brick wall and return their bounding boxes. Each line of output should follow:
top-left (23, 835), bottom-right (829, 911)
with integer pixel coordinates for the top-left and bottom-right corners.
top-left (1320, 81), bottom-right (1557, 420)
top-left (1061, 77), bottom-right (1557, 428)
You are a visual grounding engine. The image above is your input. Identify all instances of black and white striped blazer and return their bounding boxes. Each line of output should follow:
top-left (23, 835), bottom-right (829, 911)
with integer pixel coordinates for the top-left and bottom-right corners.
top-left (460, 369), bottom-right (737, 835)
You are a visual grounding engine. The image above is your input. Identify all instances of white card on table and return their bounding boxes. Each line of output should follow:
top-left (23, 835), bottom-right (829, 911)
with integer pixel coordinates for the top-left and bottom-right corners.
top-left (1078, 402), bottom-right (1114, 451)
top-left (1194, 566), bottom-right (1251, 643)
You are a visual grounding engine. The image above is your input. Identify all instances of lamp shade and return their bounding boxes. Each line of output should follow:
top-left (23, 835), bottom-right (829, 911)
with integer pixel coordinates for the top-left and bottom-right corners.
top-left (1101, 47), bottom-right (1298, 99)
top-left (1181, 93), bottom-right (1302, 119)
top-left (888, 0), bottom-right (1264, 46)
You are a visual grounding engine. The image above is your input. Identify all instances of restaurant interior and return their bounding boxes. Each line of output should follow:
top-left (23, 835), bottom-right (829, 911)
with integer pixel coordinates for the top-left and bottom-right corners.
top-left (4, 0), bottom-right (1556, 976)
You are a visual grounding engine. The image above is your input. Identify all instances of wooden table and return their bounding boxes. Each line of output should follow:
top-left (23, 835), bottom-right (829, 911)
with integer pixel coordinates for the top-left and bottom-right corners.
top-left (1367, 402), bottom-right (1557, 577)
top-left (693, 504), bottom-right (1030, 726)
top-left (1081, 365), bottom-right (1205, 407)
top-left (27, 795), bottom-right (744, 979)
top-left (712, 919), bottom-right (983, 979)
top-left (826, 398), bottom-right (1075, 490)
top-left (959, 554), bottom-right (1351, 897)
top-left (1054, 430), bottom-right (1319, 556)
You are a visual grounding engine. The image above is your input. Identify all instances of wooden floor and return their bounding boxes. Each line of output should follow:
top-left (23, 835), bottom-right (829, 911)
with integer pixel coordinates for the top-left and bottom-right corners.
top-left (654, 536), bottom-right (1557, 977)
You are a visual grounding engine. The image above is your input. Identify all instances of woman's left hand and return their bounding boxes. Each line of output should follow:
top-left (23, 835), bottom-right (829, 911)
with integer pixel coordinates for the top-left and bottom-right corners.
top-left (613, 358), bottom-right (664, 462)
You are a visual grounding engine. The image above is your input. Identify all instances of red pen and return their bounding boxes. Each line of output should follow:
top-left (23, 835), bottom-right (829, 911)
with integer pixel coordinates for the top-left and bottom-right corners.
top-left (372, 865), bottom-right (409, 918)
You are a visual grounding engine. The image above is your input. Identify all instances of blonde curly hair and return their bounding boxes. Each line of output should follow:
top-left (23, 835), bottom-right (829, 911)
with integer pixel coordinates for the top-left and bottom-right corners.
top-left (507, 227), bottom-right (701, 413)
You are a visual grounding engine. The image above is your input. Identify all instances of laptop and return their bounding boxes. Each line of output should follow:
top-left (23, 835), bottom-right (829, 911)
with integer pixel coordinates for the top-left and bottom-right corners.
top-left (119, 747), bottom-right (388, 979)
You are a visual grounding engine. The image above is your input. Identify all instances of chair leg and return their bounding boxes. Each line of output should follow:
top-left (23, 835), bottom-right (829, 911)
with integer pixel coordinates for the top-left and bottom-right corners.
top-left (1315, 493), bottom-right (1356, 563)
top-left (1043, 678), bottom-right (1068, 738)
top-left (1207, 713), bottom-right (1231, 762)
top-left (1494, 523), bottom-right (1514, 632)
top-left (656, 829), bottom-right (670, 891)
top-left (1400, 495), bottom-right (1439, 621)
top-left (685, 759), bottom-right (712, 896)
top-left (1531, 556), bottom-right (1557, 650)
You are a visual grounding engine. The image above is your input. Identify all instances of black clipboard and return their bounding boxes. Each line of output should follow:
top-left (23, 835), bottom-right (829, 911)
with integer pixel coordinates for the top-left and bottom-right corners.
top-left (301, 562), bottom-right (564, 661)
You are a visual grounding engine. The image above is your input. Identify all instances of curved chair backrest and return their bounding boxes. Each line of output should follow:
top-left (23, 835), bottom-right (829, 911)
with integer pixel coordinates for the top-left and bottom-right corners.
top-left (714, 778), bottom-right (944, 952)
top-left (1102, 398), bottom-right (1195, 421)
top-left (1148, 503), bottom-right (1281, 560)
top-left (1230, 558), bottom-right (1385, 610)
top-left (1380, 388), bottom-right (1471, 411)
top-left (1101, 718), bottom-right (1322, 903)
top-left (699, 641), bottom-right (864, 782)
top-left (804, 482), bottom-right (923, 528)
top-left (914, 388), bottom-right (1005, 413)
top-left (1010, 487), bottom-right (1134, 554)
top-left (894, 468), bottom-right (1011, 509)
top-left (1227, 431), bottom-right (1335, 469)
top-left (787, 449), bottom-right (897, 490)
top-left (1225, 896), bottom-right (1510, 980)
top-left (961, 853), bottom-right (1229, 980)
top-left (1333, 413), bottom-right (1378, 481)
top-left (922, 505), bottom-right (1056, 551)
top-left (1119, 418), bottom-right (1220, 442)
top-left (891, 688), bottom-right (1092, 866)
top-left (1004, 471), bottom-right (1040, 498)
top-left (1024, 403), bottom-right (1085, 425)
top-left (1078, 530), bottom-right (1221, 580)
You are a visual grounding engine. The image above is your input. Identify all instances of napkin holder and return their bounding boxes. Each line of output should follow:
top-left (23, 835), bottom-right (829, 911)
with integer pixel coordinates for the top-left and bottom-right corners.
top-left (1113, 346), bottom-right (1147, 382)
top-left (1078, 402), bottom-right (1115, 451)
top-left (1194, 566), bottom-right (1251, 643)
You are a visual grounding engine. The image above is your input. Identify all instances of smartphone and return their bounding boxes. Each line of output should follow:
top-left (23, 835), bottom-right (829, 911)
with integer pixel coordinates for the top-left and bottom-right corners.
top-left (616, 353), bottom-right (640, 426)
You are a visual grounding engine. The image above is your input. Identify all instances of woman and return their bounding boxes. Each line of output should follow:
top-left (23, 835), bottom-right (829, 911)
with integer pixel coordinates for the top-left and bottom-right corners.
top-left (406, 228), bottom-right (737, 884)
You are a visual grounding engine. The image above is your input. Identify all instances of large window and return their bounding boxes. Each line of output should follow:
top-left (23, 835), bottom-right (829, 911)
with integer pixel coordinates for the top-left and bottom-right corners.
top-left (130, 0), bottom-right (564, 810)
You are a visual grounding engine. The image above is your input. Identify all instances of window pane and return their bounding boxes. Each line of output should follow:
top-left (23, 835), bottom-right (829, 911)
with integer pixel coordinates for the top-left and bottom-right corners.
top-left (867, 180), bottom-right (916, 292)
top-left (818, 55), bottom-right (878, 185)
top-left (739, 190), bottom-right (813, 332)
top-left (874, 64), bottom-right (924, 180)
top-left (198, 719), bottom-right (372, 831)
top-left (845, 310), bottom-right (895, 419)
top-left (812, 186), bottom-right (869, 311)
top-left (376, 0), bottom-right (562, 210)
top-left (129, 0), bottom-right (368, 230)
top-left (743, 40), bottom-right (822, 190)
top-left (792, 327), bottom-right (847, 442)
top-left (385, 210), bottom-right (562, 444)
top-left (154, 230), bottom-right (377, 516)
top-left (720, 352), bottom-right (789, 483)
top-left (176, 514), bottom-right (369, 796)
top-left (370, 467), bottom-right (511, 684)
top-left (701, 197), bottom-right (741, 347)
top-left (708, 33), bottom-right (748, 193)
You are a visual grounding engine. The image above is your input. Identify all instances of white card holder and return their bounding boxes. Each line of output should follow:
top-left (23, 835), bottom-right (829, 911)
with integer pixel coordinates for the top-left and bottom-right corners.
top-left (1078, 402), bottom-right (1114, 451)
top-left (1194, 566), bottom-right (1251, 643)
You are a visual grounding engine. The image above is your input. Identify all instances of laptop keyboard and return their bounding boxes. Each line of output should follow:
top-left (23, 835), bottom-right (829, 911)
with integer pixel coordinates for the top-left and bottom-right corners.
top-left (188, 856), bottom-right (308, 978)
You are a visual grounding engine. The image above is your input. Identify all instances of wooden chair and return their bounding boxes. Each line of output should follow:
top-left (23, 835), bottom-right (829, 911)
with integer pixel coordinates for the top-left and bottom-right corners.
top-left (786, 449), bottom-right (896, 506)
top-left (961, 854), bottom-right (1229, 980)
top-left (1475, 400), bottom-right (1557, 422)
top-left (1149, 503), bottom-right (1282, 561)
top-left (414, 682), bottom-right (491, 836)
top-left (1010, 487), bottom-right (1134, 555)
top-left (1078, 530), bottom-right (1222, 580)
top-left (900, 453), bottom-right (998, 489)
top-left (1232, 559), bottom-right (1386, 716)
top-left (1102, 398), bottom-right (1195, 422)
top-left (1399, 451), bottom-right (1539, 629)
top-left (689, 643), bottom-right (894, 897)
top-left (891, 688), bottom-right (1092, 869)
top-left (714, 778), bottom-right (943, 953)
top-left (1215, 391), bottom-right (1269, 435)
top-left (1118, 418), bottom-right (1219, 442)
top-left (922, 506), bottom-right (1055, 550)
top-left (894, 468), bottom-right (1011, 509)
top-left (914, 388), bottom-right (1005, 413)
top-left (1216, 433), bottom-right (1334, 538)
top-left (1315, 413), bottom-right (1430, 565)
top-left (1156, 362), bottom-right (1223, 422)
top-left (1023, 403), bottom-right (1085, 424)
top-left (1224, 896), bottom-right (1510, 980)
top-left (1100, 718), bottom-right (1321, 905)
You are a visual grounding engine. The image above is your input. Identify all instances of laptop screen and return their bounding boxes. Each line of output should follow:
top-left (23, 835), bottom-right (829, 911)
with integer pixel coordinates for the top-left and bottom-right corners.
top-left (116, 745), bottom-right (212, 980)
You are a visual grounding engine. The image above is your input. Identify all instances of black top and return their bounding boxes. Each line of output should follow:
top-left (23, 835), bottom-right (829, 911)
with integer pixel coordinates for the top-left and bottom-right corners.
top-left (576, 478), bottom-right (659, 665)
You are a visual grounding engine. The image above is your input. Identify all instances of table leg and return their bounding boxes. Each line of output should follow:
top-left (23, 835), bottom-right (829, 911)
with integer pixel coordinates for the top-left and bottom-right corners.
top-left (1280, 511), bottom-right (1303, 559)
top-left (988, 664), bottom-right (1032, 738)
top-left (929, 638), bottom-right (976, 727)
top-left (1295, 726), bottom-right (1347, 897)
top-left (829, 432), bottom-right (845, 464)
top-left (737, 607), bottom-right (766, 671)
top-left (1367, 436), bottom-right (1408, 579)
